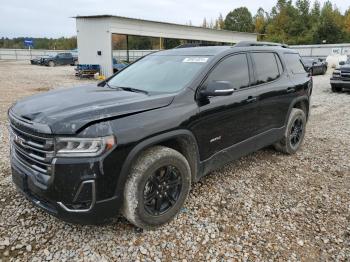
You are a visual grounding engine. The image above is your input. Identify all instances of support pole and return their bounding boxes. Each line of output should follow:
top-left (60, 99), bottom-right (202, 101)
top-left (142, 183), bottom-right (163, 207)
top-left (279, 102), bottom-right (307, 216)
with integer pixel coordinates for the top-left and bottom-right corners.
top-left (126, 35), bottom-right (129, 63)
top-left (159, 37), bottom-right (163, 50)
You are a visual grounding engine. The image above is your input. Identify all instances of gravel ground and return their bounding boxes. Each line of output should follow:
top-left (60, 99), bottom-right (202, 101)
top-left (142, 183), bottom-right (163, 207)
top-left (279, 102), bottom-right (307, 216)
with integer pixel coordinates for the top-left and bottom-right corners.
top-left (0, 61), bottom-right (349, 261)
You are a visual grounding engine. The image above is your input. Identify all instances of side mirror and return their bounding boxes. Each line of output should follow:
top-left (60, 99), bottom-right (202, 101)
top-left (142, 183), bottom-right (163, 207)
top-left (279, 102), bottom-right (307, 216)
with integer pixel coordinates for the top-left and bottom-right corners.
top-left (339, 61), bottom-right (345, 66)
top-left (200, 81), bottom-right (235, 97)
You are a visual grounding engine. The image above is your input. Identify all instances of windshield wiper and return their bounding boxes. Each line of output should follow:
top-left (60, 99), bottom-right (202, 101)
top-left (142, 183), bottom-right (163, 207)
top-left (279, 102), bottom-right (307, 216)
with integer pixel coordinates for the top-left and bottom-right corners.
top-left (117, 86), bottom-right (149, 95)
top-left (103, 82), bottom-right (148, 94)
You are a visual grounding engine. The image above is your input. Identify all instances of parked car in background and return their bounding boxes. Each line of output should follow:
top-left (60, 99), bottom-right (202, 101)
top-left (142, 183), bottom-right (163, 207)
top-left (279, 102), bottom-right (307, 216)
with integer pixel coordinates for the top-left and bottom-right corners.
top-left (9, 42), bottom-right (312, 229)
top-left (30, 55), bottom-right (53, 65)
top-left (71, 49), bottom-right (78, 59)
top-left (43, 53), bottom-right (78, 67)
top-left (112, 58), bottom-right (128, 73)
top-left (302, 58), bottom-right (327, 75)
top-left (330, 57), bottom-right (350, 92)
top-left (30, 57), bottom-right (42, 65)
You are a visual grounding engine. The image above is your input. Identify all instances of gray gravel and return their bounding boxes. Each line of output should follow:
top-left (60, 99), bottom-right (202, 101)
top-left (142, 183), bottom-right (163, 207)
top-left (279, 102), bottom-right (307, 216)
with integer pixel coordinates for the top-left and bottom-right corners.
top-left (0, 61), bottom-right (349, 261)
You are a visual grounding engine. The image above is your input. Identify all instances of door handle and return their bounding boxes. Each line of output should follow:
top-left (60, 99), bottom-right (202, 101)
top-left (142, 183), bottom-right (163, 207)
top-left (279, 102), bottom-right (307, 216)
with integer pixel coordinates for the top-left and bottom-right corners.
top-left (287, 87), bottom-right (296, 93)
top-left (245, 96), bottom-right (257, 103)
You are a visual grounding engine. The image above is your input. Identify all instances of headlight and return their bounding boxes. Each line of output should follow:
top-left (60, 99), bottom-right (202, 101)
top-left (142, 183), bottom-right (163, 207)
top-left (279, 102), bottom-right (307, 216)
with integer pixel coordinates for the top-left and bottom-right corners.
top-left (333, 70), bottom-right (341, 75)
top-left (55, 136), bottom-right (116, 157)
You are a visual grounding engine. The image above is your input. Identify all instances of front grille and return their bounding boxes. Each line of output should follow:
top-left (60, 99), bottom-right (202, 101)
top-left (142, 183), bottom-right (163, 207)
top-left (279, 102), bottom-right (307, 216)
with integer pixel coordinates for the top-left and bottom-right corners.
top-left (340, 71), bottom-right (350, 79)
top-left (10, 124), bottom-right (54, 176)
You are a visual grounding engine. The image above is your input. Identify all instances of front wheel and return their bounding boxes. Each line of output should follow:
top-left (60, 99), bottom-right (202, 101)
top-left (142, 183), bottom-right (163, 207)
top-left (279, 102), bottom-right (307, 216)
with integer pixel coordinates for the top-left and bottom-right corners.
top-left (122, 146), bottom-right (191, 229)
top-left (48, 61), bottom-right (55, 67)
top-left (274, 108), bottom-right (306, 155)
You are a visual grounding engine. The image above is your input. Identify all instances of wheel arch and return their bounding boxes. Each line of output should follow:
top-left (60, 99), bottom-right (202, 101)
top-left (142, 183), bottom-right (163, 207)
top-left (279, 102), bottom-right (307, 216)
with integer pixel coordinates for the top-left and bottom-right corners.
top-left (286, 96), bottom-right (310, 125)
top-left (116, 129), bottom-right (200, 196)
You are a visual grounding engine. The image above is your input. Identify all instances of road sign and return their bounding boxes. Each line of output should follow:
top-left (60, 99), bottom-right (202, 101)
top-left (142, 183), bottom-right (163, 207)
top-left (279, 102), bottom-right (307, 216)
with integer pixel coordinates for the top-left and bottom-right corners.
top-left (24, 39), bottom-right (34, 48)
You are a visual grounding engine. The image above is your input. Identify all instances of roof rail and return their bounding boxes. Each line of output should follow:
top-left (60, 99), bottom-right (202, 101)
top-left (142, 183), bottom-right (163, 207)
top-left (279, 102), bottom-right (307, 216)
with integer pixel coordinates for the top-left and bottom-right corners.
top-left (174, 43), bottom-right (225, 49)
top-left (234, 41), bottom-right (289, 48)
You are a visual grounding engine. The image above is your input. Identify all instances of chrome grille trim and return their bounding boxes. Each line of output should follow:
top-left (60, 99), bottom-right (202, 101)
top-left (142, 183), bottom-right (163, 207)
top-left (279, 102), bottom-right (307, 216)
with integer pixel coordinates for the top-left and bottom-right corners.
top-left (13, 143), bottom-right (51, 166)
top-left (13, 150), bottom-right (48, 174)
top-left (9, 122), bottom-right (54, 176)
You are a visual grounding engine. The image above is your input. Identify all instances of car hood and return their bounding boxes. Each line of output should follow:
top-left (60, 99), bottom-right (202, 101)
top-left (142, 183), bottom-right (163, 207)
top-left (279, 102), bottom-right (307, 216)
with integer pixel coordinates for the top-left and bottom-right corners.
top-left (10, 84), bottom-right (174, 134)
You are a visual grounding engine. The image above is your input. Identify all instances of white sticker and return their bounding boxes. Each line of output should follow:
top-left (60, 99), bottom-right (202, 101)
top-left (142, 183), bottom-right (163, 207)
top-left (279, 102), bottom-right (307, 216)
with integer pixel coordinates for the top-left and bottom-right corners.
top-left (183, 57), bottom-right (209, 63)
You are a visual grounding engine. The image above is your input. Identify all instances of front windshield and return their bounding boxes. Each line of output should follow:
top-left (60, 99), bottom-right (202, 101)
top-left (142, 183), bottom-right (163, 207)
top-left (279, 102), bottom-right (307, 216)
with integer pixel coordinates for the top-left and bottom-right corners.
top-left (108, 55), bottom-right (211, 93)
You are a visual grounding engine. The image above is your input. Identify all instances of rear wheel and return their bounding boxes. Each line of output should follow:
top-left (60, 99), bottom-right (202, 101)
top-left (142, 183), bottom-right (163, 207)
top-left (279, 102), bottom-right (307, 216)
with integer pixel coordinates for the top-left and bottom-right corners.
top-left (331, 85), bottom-right (342, 92)
top-left (122, 146), bottom-right (191, 229)
top-left (322, 66), bottom-right (327, 75)
top-left (274, 108), bottom-right (306, 155)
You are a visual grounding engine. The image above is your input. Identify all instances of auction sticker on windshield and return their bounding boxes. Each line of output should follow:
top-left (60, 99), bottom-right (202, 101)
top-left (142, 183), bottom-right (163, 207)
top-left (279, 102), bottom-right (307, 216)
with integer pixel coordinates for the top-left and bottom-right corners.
top-left (183, 57), bottom-right (209, 63)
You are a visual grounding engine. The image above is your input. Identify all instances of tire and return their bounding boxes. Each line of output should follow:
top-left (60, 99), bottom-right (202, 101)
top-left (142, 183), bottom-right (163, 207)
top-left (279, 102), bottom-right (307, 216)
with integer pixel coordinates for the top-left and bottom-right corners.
top-left (274, 108), bottom-right (306, 155)
top-left (122, 146), bottom-right (191, 229)
top-left (48, 61), bottom-right (55, 67)
top-left (322, 67), bottom-right (327, 75)
top-left (331, 85), bottom-right (342, 93)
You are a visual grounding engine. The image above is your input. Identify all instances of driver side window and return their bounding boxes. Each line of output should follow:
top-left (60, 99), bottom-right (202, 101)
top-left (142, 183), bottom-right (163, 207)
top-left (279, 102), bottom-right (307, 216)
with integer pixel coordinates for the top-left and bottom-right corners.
top-left (205, 54), bottom-right (250, 90)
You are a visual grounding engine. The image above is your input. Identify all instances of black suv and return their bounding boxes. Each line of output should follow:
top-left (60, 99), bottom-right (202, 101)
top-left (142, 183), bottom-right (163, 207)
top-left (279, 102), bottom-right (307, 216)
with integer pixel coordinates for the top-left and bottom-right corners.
top-left (8, 42), bottom-right (312, 229)
top-left (43, 52), bottom-right (78, 67)
top-left (331, 58), bottom-right (350, 92)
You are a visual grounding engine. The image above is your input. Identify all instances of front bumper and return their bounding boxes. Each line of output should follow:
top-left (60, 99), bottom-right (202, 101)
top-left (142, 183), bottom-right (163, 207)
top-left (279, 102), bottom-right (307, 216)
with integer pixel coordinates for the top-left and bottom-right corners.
top-left (330, 78), bottom-right (350, 89)
top-left (11, 150), bottom-right (122, 224)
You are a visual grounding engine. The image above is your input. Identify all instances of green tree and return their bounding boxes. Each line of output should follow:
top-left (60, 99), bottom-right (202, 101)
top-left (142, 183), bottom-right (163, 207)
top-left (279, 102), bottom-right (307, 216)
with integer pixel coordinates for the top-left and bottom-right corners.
top-left (128, 36), bottom-right (152, 49)
top-left (311, 0), bottom-right (321, 22)
top-left (163, 38), bottom-right (181, 49)
top-left (293, 0), bottom-right (313, 43)
top-left (313, 1), bottom-right (344, 44)
top-left (254, 8), bottom-right (268, 40)
top-left (216, 13), bottom-right (224, 29)
top-left (345, 8), bottom-right (350, 33)
top-left (345, 8), bottom-right (350, 41)
top-left (265, 0), bottom-right (298, 43)
top-left (0, 37), bottom-right (77, 50)
top-left (224, 7), bottom-right (254, 32)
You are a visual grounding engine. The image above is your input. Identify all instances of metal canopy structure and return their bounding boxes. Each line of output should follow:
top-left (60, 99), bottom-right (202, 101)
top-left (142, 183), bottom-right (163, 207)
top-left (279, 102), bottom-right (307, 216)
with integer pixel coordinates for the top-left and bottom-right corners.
top-left (75, 15), bottom-right (257, 77)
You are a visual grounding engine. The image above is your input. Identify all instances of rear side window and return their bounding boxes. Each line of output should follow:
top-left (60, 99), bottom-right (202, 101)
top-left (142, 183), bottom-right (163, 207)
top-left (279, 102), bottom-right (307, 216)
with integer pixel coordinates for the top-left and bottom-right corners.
top-left (205, 54), bottom-right (250, 90)
top-left (284, 53), bottom-right (306, 74)
top-left (251, 52), bottom-right (280, 85)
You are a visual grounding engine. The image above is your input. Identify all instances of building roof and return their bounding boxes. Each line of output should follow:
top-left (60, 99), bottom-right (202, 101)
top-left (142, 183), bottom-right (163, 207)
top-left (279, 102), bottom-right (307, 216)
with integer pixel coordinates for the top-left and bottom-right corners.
top-left (74, 15), bottom-right (257, 36)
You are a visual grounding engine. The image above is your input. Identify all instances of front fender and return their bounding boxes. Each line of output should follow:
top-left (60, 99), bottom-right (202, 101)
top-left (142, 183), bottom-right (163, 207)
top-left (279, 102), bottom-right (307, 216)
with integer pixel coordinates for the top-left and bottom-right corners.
top-left (115, 129), bottom-right (200, 196)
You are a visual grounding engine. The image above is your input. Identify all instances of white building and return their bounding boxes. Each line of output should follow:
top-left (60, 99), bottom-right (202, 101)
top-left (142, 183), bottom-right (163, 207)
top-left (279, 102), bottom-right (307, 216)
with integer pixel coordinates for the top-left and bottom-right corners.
top-left (75, 15), bottom-right (257, 77)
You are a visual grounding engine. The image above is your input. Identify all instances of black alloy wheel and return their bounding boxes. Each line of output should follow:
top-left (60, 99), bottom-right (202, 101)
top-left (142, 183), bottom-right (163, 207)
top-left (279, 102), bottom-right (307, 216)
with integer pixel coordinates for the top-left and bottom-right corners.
top-left (143, 165), bottom-right (182, 216)
top-left (273, 108), bottom-right (306, 155)
top-left (290, 118), bottom-right (303, 149)
top-left (122, 146), bottom-right (191, 229)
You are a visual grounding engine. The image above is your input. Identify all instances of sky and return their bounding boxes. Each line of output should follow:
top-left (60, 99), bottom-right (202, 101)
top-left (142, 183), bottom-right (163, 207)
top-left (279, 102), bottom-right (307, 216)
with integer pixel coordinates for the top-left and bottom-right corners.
top-left (0, 0), bottom-right (349, 38)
